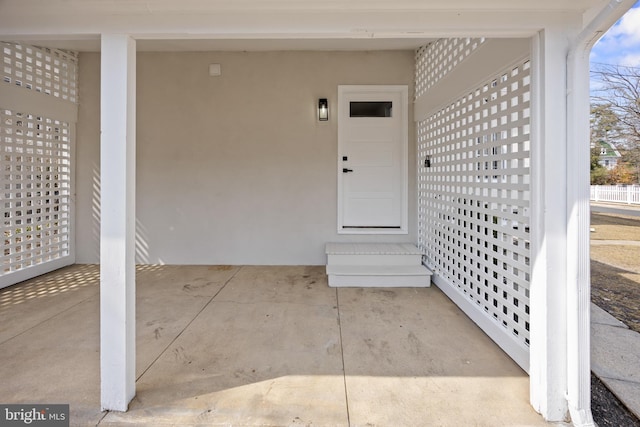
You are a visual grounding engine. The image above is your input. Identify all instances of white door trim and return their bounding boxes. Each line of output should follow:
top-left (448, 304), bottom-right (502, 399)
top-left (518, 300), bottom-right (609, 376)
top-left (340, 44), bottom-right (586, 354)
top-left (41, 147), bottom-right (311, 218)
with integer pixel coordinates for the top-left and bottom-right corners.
top-left (337, 85), bottom-right (408, 235)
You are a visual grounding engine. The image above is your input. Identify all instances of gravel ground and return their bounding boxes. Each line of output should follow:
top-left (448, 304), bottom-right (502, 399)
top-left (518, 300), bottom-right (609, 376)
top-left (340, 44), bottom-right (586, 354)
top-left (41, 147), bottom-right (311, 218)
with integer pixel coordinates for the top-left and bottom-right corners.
top-left (590, 210), bottom-right (640, 426)
top-left (592, 373), bottom-right (640, 427)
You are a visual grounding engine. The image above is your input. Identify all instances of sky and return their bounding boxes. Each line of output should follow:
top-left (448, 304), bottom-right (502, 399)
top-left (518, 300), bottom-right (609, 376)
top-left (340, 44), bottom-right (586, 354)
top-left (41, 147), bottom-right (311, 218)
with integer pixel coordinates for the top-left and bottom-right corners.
top-left (590, 0), bottom-right (640, 68)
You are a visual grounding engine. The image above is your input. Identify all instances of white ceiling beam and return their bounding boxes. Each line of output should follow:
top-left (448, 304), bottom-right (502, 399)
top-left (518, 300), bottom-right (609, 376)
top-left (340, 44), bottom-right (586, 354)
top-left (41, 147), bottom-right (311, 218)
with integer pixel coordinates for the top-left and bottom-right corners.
top-left (0, 9), bottom-right (580, 40)
top-left (0, 0), bottom-right (606, 14)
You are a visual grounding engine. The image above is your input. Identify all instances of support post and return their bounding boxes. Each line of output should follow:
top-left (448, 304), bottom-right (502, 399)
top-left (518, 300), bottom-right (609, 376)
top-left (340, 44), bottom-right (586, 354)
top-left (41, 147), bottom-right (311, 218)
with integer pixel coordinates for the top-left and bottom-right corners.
top-left (566, 32), bottom-right (596, 427)
top-left (100, 34), bottom-right (137, 412)
top-left (529, 27), bottom-right (570, 422)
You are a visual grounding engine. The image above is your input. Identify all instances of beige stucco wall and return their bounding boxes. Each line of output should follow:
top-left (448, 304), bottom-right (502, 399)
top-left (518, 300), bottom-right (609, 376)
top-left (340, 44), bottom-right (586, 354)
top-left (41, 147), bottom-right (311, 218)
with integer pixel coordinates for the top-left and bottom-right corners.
top-left (76, 50), bottom-right (416, 265)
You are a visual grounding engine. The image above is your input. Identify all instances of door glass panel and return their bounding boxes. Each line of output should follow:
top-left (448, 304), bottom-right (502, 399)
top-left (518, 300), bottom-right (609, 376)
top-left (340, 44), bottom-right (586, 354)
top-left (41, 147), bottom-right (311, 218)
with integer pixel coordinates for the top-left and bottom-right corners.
top-left (349, 101), bottom-right (393, 118)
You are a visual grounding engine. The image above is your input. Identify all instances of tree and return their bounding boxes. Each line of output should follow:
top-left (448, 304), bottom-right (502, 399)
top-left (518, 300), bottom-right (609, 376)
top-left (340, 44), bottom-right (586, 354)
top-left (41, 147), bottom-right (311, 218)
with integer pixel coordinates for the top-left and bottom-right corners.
top-left (591, 145), bottom-right (603, 172)
top-left (620, 147), bottom-right (640, 183)
top-left (608, 163), bottom-right (635, 184)
top-left (590, 142), bottom-right (609, 184)
top-left (590, 103), bottom-right (622, 144)
top-left (591, 63), bottom-right (640, 183)
top-left (590, 166), bottom-right (610, 185)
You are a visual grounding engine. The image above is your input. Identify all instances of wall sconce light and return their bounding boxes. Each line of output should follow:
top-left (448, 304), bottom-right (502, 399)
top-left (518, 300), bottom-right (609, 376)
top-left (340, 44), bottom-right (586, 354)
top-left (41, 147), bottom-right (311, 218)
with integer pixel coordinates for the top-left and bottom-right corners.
top-left (318, 98), bottom-right (329, 121)
top-left (424, 155), bottom-right (432, 168)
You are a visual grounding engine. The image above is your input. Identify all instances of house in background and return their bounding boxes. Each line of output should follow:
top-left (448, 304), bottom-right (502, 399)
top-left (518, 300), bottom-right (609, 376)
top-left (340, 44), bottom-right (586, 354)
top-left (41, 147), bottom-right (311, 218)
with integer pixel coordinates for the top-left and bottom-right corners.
top-left (0, 1), bottom-right (636, 425)
top-left (597, 140), bottom-right (623, 169)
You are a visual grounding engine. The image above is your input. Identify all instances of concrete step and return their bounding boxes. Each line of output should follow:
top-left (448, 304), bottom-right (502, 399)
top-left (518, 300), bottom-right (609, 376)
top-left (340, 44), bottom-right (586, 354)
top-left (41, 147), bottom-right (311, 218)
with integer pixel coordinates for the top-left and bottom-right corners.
top-left (325, 242), bottom-right (422, 266)
top-left (326, 265), bottom-right (432, 287)
top-left (325, 243), bottom-right (432, 288)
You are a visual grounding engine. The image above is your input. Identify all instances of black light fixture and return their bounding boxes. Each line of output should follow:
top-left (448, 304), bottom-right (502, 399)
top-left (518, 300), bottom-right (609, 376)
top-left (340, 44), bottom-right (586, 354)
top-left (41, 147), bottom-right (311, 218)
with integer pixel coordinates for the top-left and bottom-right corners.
top-left (424, 155), bottom-right (432, 168)
top-left (318, 98), bottom-right (329, 121)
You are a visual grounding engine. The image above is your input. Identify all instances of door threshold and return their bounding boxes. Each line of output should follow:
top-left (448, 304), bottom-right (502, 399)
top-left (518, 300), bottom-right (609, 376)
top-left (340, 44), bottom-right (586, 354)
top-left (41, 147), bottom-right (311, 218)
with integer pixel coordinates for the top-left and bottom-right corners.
top-left (339, 226), bottom-right (407, 235)
top-left (343, 226), bottom-right (401, 229)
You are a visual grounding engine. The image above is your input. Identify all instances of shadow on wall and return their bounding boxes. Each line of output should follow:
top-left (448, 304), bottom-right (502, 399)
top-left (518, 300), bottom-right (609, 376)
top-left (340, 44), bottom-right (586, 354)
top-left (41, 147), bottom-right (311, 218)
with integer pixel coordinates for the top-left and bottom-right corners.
top-left (91, 164), bottom-right (158, 265)
top-left (136, 218), bottom-right (152, 264)
top-left (91, 165), bottom-right (100, 261)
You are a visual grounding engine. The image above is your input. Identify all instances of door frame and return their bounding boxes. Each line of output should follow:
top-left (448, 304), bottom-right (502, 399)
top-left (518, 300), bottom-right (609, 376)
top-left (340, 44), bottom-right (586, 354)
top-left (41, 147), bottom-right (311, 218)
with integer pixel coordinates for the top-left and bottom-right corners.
top-left (337, 85), bottom-right (409, 235)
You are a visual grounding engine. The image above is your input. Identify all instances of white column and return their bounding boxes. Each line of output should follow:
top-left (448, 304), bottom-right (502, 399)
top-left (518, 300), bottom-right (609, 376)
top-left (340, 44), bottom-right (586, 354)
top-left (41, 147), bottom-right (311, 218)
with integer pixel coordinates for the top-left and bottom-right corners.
top-left (529, 28), bottom-right (570, 421)
top-left (100, 34), bottom-right (136, 412)
top-left (566, 39), bottom-right (596, 427)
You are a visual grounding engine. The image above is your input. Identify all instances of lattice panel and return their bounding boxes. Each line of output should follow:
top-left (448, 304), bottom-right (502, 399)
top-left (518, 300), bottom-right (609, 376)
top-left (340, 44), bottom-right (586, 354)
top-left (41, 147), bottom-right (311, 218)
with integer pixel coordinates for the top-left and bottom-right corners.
top-left (2, 42), bottom-right (78, 103)
top-left (415, 38), bottom-right (485, 100)
top-left (417, 58), bottom-right (532, 348)
top-left (1, 108), bottom-right (72, 274)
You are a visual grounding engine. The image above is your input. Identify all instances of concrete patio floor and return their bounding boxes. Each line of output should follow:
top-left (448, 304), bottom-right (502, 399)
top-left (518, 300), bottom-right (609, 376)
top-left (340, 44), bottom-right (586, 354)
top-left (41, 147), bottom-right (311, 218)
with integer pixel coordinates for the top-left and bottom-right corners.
top-left (0, 264), bottom-right (558, 426)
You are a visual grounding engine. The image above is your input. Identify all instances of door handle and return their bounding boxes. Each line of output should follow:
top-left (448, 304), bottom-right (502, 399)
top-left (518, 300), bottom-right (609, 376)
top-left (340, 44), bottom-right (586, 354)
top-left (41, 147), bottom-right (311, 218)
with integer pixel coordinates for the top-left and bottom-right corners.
top-left (342, 168), bottom-right (353, 173)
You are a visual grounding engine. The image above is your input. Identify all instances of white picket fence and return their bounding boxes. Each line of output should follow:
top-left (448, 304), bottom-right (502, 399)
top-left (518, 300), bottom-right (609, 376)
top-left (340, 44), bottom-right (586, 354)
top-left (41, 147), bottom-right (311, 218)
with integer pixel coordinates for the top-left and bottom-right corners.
top-left (591, 185), bottom-right (640, 205)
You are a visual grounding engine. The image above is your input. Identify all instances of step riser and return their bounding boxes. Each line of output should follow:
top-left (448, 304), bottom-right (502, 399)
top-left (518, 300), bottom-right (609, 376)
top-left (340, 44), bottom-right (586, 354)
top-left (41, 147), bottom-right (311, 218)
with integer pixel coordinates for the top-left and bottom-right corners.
top-left (327, 254), bottom-right (422, 266)
top-left (328, 274), bottom-right (431, 288)
top-left (325, 243), bottom-right (432, 288)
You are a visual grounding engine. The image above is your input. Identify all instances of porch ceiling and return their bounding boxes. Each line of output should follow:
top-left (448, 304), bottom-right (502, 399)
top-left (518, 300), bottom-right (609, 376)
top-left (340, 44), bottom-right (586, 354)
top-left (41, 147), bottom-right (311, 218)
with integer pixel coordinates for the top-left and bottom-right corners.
top-left (0, 0), bottom-right (619, 52)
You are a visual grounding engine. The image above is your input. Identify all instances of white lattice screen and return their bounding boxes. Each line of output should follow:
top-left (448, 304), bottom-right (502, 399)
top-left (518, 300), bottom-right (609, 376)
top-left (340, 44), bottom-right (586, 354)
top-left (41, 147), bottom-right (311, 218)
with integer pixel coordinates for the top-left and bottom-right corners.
top-left (1, 42), bottom-right (76, 286)
top-left (415, 38), bottom-right (485, 100)
top-left (417, 43), bottom-right (531, 360)
top-left (1, 109), bottom-right (72, 274)
top-left (2, 42), bottom-right (78, 102)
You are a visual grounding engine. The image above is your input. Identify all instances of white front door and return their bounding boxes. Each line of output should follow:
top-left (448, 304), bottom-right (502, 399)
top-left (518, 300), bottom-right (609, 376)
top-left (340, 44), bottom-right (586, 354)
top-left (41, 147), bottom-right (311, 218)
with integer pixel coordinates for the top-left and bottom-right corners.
top-left (338, 85), bottom-right (408, 234)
